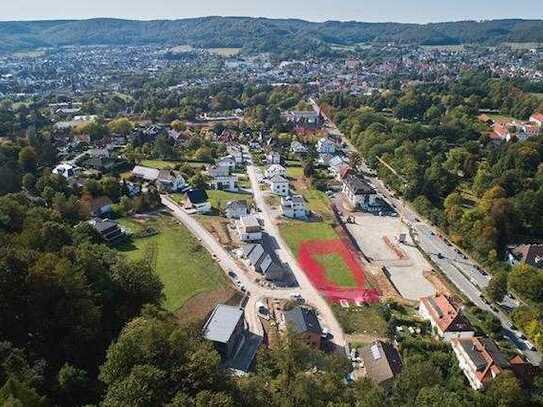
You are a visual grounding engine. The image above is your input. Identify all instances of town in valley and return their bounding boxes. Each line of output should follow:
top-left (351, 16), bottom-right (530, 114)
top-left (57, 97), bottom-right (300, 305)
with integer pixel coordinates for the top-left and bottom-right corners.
top-left (1, 14), bottom-right (543, 407)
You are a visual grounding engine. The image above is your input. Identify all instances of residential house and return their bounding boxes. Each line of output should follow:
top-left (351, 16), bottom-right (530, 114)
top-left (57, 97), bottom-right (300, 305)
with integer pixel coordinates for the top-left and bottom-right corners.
top-left (236, 215), bottom-right (262, 242)
top-left (451, 336), bottom-right (509, 390)
top-left (185, 189), bottom-right (211, 213)
top-left (86, 196), bottom-right (113, 217)
top-left (284, 306), bottom-right (322, 348)
top-left (225, 200), bottom-right (249, 219)
top-left (132, 165), bottom-right (186, 192)
top-left (507, 244), bottom-right (543, 269)
top-left (529, 112), bottom-right (543, 127)
top-left (157, 170), bottom-right (187, 192)
top-left (266, 151), bottom-right (281, 165)
top-left (509, 355), bottom-right (539, 388)
top-left (283, 111), bottom-right (322, 129)
top-left (328, 155), bottom-right (347, 177)
top-left (265, 164), bottom-right (287, 179)
top-left (89, 218), bottom-right (124, 243)
top-left (281, 195), bottom-right (307, 219)
top-left (342, 175), bottom-right (378, 210)
top-left (337, 164), bottom-right (352, 181)
top-left (419, 294), bottom-right (475, 342)
top-left (216, 156), bottom-right (237, 172)
top-left (269, 175), bottom-right (289, 196)
top-left (226, 144), bottom-right (244, 164)
top-left (316, 137), bottom-right (336, 154)
top-left (202, 304), bottom-right (261, 373)
top-left (290, 140), bottom-right (308, 155)
top-left (490, 122), bottom-right (510, 142)
top-left (208, 164), bottom-right (237, 191)
top-left (132, 165), bottom-right (160, 181)
top-left (317, 153), bottom-right (334, 166)
top-left (242, 243), bottom-right (286, 282)
top-left (359, 341), bottom-right (403, 387)
top-left (53, 163), bottom-right (77, 179)
top-left (202, 305), bottom-right (245, 360)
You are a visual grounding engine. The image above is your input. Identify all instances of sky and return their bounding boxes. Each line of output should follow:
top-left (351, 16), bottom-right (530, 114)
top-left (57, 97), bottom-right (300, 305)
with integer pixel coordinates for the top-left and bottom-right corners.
top-left (1, 0), bottom-right (542, 23)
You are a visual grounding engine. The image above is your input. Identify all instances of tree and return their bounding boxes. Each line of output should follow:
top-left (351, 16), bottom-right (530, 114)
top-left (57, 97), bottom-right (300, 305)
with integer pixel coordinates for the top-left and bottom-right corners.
top-left (18, 147), bottom-right (37, 172)
top-left (21, 173), bottom-right (36, 191)
top-left (108, 118), bottom-right (134, 136)
top-left (170, 120), bottom-right (186, 131)
top-left (485, 272), bottom-right (508, 302)
top-left (190, 173), bottom-right (209, 190)
top-left (483, 371), bottom-right (525, 407)
top-left (57, 364), bottom-right (91, 406)
top-left (508, 263), bottom-right (543, 302)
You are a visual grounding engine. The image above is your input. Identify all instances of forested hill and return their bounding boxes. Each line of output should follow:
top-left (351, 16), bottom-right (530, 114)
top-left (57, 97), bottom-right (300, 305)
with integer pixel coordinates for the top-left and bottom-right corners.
top-left (0, 17), bottom-right (542, 53)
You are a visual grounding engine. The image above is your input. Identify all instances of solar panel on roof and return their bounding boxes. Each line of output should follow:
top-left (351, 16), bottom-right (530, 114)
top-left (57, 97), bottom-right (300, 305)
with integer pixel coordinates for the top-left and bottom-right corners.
top-left (370, 344), bottom-right (381, 360)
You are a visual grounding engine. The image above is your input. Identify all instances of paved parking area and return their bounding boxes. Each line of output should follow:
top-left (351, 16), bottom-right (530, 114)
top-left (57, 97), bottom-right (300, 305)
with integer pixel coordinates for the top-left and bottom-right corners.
top-left (346, 213), bottom-right (435, 301)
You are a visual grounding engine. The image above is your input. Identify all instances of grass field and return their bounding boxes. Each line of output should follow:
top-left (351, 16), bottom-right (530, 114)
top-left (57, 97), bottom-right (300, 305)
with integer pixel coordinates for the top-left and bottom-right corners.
top-left (315, 253), bottom-right (357, 287)
top-left (287, 166), bottom-right (304, 178)
top-left (287, 165), bottom-right (335, 221)
top-left (206, 190), bottom-right (253, 211)
top-left (280, 220), bottom-right (339, 255)
top-left (206, 48), bottom-right (241, 57)
top-left (117, 215), bottom-right (227, 312)
top-left (140, 160), bottom-right (182, 169)
top-left (332, 303), bottom-right (388, 336)
top-left (304, 189), bottom-right (335, 221)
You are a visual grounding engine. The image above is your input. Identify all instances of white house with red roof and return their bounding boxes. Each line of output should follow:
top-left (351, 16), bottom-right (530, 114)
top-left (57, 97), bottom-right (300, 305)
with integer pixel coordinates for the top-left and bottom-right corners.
top-left (529, 112), bottom-right (543, 127)
top-left (419, 294), bottom-right (474, 342)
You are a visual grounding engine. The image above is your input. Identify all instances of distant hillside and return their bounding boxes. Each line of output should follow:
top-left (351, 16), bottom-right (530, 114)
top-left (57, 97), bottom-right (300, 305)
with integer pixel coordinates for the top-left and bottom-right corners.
top-left (0, 17), bottom-right (542, 54)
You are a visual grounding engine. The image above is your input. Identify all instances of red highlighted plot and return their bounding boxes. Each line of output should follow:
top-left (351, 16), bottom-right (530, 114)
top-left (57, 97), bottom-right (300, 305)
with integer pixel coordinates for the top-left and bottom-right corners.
top-left (297, 239), bottom-right (380, 303)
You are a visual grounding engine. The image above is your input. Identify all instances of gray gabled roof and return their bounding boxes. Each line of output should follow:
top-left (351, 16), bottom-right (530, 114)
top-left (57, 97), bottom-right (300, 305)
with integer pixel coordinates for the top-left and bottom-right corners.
top-left (202, 304), bottom-right (244, 344)
top-left (269, 174), bottom-right (288, 184)
top-left (285, 307), bottom-right (322, 335)
top-left (343, 175), bottom-right (375, 194)
top-left (248, 244), bottom-right (265, 266)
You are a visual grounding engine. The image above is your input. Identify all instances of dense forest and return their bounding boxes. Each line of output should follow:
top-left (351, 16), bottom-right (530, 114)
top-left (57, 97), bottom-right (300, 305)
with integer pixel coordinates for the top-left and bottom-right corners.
top-left (323, 71), bottom-right (543, 350)
top-left (0, 17), bottom-right (542, 53)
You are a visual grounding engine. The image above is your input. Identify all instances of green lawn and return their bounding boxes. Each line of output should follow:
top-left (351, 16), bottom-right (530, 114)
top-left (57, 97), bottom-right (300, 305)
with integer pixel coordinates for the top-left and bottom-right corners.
top-left (117, 216), bottom-right (227, 312)
top-left (287, 166), bottom-right (304, 178)
top-left (315, 254), bottom-right (357, 287)
top-left (303, 189), bottom-right (335, 221)
top-left (279, 220), bottom-right (339, 255)
top-left (332, 304), bottom-right (388, 336)
top-left (206, 190), bottom-right (253, 210)
top-left (140, 159), bottom-right (182, 169)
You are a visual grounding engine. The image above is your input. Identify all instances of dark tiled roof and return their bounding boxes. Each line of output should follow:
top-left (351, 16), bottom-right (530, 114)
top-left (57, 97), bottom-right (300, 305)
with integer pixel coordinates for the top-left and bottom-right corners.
top-left (285, 307), bottom-right (322, 335)
top-left (186, 189), bottom-right (209, 204)
top-left (343, 175), bottom-right (375, 194)
top-left (360, 341), bottom-right (402, 384)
